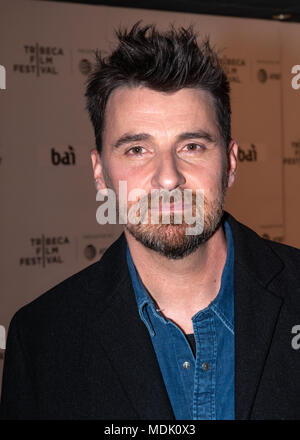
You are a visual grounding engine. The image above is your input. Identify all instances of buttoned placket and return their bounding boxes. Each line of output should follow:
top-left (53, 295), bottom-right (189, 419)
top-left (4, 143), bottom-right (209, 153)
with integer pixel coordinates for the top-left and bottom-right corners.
top-left (141, 301), bottom-right (197, 419)
top-left (192, 309), bottom-right (217, 420)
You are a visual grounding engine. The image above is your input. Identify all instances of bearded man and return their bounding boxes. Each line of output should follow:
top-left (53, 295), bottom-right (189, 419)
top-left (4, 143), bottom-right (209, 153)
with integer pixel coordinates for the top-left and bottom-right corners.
top-left (2, 23), bottom-right (300, 420)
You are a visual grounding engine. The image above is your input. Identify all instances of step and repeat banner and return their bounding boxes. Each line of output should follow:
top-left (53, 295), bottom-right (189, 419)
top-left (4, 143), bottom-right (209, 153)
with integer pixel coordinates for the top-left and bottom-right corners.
top-left (0, 0), bottom-right (299, 386)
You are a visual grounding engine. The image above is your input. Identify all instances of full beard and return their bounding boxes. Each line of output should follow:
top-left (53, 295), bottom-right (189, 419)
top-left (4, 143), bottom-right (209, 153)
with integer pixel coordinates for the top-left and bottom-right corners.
top-left (124, 179), bottom-right (227, 260)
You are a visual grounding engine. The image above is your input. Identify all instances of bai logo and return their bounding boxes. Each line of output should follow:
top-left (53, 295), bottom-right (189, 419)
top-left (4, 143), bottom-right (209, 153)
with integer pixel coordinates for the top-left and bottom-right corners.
top-left (238, 144), bottom-right (257, 162)
top-left (291, 65), bottom-right (300, 90)
top-left (0, 65), bottom-right (6, 90)
top-left (291, 325), bottom-right (300, 350)
top-left (51, 145), bottom-right (76, 166)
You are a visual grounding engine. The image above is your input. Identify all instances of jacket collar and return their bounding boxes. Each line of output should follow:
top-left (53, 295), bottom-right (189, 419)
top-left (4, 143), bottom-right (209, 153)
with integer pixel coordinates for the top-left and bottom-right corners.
top-left (226, 212), bottom-right (284, 288)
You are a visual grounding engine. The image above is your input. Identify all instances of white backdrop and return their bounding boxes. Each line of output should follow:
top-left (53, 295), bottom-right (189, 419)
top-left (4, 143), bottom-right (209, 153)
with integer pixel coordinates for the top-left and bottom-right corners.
top-left (1, 0), bottom-right (300, 388)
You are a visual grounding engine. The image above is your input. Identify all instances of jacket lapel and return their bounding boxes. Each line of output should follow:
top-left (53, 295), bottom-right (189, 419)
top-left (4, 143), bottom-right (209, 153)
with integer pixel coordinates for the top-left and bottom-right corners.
top-left (227, 215), bottom-right (284, 419)
top-left (84, 232), bottom-right (175, 420)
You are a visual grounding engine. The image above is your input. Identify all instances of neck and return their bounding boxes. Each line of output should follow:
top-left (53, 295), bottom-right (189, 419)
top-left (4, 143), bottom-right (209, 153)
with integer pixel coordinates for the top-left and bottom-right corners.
top-left (125, 224), bottom-right (227, 319)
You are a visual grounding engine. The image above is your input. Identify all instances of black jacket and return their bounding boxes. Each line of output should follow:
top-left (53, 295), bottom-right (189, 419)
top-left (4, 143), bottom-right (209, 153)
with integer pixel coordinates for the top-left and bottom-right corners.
top-left (1, 213), bottom-right (300, 420)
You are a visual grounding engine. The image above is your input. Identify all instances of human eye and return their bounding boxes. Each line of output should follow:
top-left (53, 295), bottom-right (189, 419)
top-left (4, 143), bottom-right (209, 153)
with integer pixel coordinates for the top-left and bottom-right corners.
top-left (126, 145), bottom-right (146, 156)
top-left (183, 143), bottom-right (206, 152)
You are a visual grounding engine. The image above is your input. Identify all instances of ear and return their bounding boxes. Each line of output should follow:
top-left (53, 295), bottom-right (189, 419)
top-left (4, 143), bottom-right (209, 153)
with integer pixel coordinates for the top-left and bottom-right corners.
top-left (90, 149), bottom-right (107, 193)
top-left (227, 139), bottom-right (238, 188)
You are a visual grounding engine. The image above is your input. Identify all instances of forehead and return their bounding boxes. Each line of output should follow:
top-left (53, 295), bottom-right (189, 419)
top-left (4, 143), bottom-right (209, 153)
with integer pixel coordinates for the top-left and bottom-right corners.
top-left (103, 86), bottom-right (219, 137)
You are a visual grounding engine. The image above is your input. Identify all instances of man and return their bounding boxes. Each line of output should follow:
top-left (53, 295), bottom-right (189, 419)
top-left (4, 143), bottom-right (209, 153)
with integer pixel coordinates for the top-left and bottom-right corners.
top-left (1, 23), bottom-right (300, 420)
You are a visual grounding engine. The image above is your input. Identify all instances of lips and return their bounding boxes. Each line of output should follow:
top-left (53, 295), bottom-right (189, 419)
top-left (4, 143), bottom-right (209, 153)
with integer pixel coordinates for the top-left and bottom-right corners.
top-left (150, 202), bottom-right (193, 212)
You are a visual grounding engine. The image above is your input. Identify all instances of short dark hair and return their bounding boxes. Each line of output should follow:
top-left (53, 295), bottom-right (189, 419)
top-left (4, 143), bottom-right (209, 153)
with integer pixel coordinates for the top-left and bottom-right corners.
top-left (85, 22), bottom-right (231, 154)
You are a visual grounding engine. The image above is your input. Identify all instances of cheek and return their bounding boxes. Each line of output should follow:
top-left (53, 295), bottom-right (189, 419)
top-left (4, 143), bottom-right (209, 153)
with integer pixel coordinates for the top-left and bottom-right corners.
top-left (104, 155), bottom-right (127, 182)
top-left (189, 163), bottom-right (224, 192)
top-left (106, 161), bottom-right (148, 201)
top-left (206, 154), bottom-right (227, 188)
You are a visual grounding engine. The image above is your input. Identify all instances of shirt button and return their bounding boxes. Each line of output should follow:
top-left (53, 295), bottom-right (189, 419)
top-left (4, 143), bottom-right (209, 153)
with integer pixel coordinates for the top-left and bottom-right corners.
top-left (182, 361), bottom-right (191, 369)
top-left (202, 362), bottom-right (210, 371)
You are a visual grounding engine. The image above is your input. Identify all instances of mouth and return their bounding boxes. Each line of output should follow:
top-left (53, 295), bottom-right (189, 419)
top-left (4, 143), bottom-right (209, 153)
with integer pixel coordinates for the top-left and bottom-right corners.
top-left (149, 202), bottom-right (193, 213)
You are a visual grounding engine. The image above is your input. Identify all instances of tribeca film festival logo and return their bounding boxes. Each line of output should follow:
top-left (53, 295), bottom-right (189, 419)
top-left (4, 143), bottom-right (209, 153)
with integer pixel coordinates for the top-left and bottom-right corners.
top-left (13, 44), bottom-right (64, 76)
top-left (19, 235), bottom-right (70, 268)
top-left (96, 183), bottom-right (205, 236)
top-left (283, 139), bottom-right (300, 166)
top-left (220, 55), bottom-right (246, 84)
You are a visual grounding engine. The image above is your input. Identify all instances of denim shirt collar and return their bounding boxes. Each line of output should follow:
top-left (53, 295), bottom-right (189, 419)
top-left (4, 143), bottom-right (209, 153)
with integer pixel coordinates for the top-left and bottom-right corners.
top-left (126, 219), bottom-right (234, 336)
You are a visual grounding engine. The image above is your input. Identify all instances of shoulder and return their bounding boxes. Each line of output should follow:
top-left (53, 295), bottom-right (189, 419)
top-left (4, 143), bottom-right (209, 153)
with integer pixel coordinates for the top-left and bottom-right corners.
top-left (231, 214), bottom-right (300, 259)
top-left (226, 212), bottom-right (300, 287)
top-left (8, 260), bottom-right (100, 338)
top-left (227, 212), bottom-right (300, 256)
top-left (262, 238), bottom-right (300, 272)
top-left (10, 232), bottom-right (128, 332)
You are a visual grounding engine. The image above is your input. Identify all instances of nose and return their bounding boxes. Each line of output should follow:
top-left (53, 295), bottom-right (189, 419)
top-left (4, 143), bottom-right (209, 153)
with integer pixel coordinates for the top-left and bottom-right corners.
top-left (151, 152), bottom-right (186, 190)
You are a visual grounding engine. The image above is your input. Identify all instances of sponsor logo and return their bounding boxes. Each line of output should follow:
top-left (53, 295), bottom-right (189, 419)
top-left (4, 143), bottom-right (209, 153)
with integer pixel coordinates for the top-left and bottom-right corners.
top-left (84, 244), bottom-right (97, 260)
top-left (257, 68), bottom-right (268, 83)
top-left (75, 48), bottom-right (96, 76)
top-left (51, 145), bottom-right (76, 166)
top-left (257, 68), bottom-right (281, 83)
top-left (83, 244), bottom-right (108, 260)
top-left (19, 235), bottom-right (70, 268)
top-left (238, 144), bottom-right (257, 162)
top-left (79, 58), bottom-right (92, 75)
top-left (283, 157), bottom-right (300, 165)
top-left (283, 139), bottom-right (300, 166)
top-left (13, 44), bottom-right (64, 76)
top-left (81, 232), bottom-right (115, 261)
top-left (291, 139), bottom-right (300, 152)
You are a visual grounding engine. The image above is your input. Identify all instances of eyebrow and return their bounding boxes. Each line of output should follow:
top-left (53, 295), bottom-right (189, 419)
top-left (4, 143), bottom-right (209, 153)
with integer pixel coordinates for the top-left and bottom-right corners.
top-left (112, 133), bottom-right (152, 149)
top-left (112, 129), bottom-right (216, 149)
top-left (176, 130), bottom-right (216, 144)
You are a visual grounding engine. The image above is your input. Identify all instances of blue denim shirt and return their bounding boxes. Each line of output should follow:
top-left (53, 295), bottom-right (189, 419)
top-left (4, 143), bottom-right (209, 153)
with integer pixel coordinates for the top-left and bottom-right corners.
top-left (126, 220), bottom-right (235, 420)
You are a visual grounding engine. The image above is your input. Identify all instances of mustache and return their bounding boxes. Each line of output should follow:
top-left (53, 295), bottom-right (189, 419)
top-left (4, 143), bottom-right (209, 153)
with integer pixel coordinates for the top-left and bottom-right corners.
top-left (127, 189), bottom-right (206, 226)
top-left (132, 189), bottom-right (201, 207)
